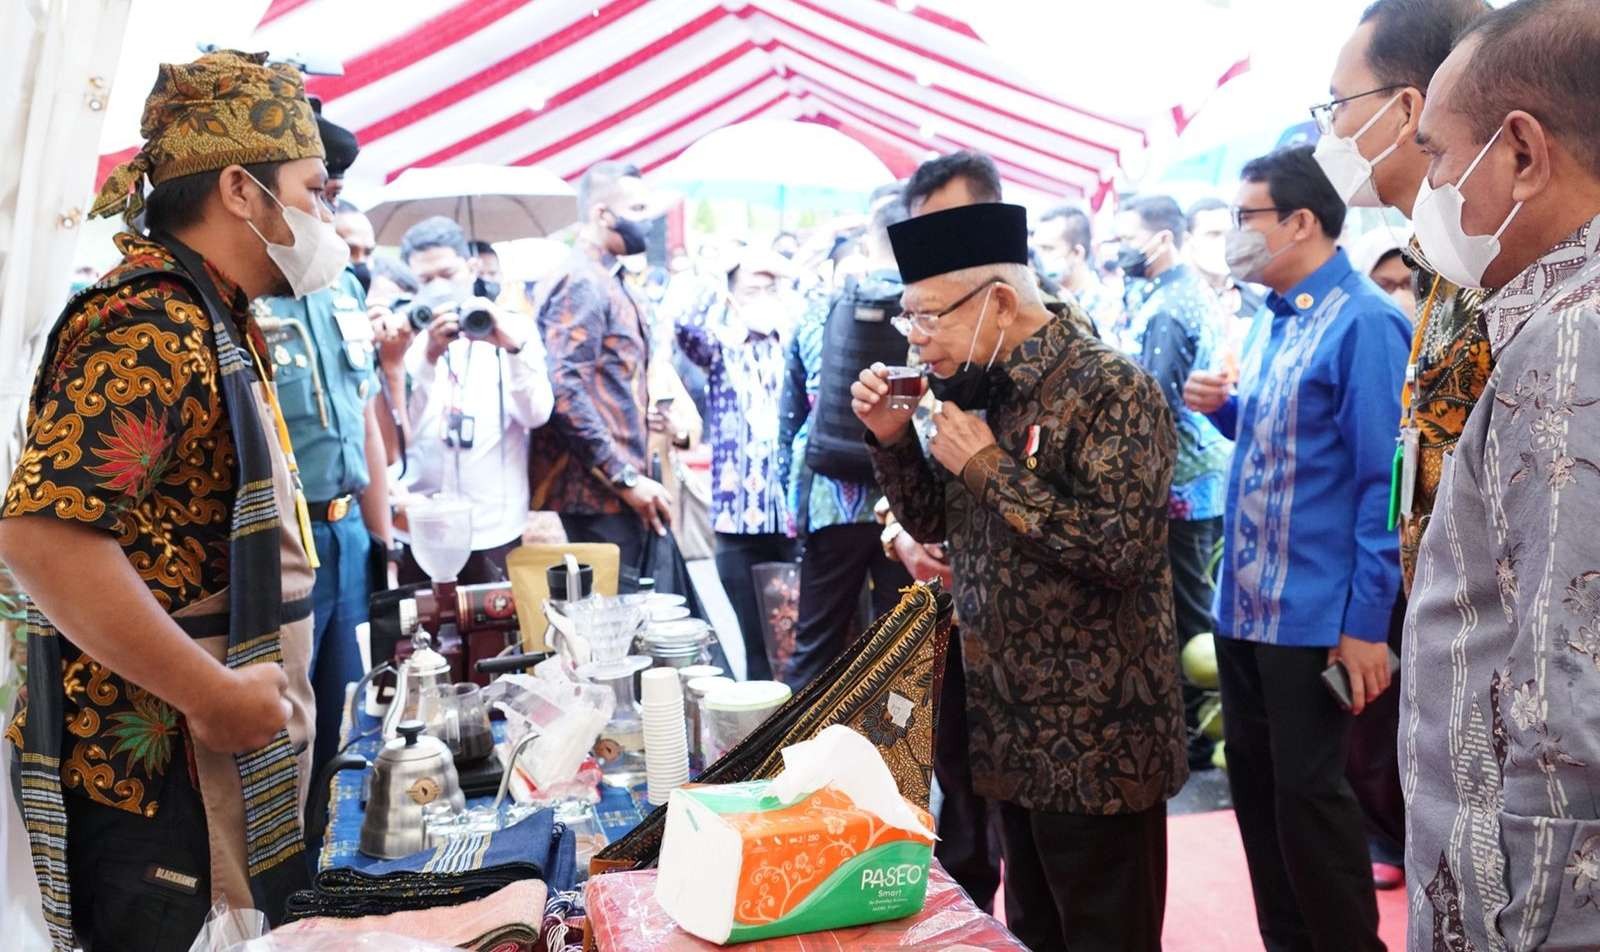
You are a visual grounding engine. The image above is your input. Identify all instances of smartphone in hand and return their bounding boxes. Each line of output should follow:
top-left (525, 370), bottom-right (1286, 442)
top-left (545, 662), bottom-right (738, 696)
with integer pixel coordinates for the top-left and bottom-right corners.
top-left (1321, 648), bottom-right (1402, 711)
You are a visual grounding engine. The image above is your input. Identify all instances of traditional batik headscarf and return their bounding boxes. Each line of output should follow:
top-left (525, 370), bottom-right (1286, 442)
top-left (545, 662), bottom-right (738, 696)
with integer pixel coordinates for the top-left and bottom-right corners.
top-left (90, 49), bottom-right (325, 223)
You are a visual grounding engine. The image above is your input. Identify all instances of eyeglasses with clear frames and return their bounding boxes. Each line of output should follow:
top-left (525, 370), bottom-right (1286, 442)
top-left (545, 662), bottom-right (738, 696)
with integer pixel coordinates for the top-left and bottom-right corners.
top-left (891, 278), bottom-right (1008, 337)
top-left (1308, 84), bottom-right (1406, 135)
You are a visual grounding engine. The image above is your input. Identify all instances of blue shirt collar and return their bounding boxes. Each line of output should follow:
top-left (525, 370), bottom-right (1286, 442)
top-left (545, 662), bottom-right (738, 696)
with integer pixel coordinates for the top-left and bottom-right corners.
top-left (1266, 249), bottom-right (1354, 318)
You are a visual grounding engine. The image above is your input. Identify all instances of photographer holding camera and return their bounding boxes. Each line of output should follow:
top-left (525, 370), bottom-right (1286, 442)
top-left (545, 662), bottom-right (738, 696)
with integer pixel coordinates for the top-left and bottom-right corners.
top-left (398, 216), bottom-right (553, 583)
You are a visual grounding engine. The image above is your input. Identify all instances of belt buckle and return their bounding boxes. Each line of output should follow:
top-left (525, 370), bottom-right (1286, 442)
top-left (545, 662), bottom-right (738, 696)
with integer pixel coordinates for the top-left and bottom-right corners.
top-left (327, 496), bottom-right (351, 522)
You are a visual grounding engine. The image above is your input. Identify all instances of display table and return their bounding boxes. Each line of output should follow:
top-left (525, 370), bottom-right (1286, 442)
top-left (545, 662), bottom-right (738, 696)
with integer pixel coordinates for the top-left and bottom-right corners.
top-left (582, 862), bottom-right (1027, 951)
top-left (318, 703), bottom-right (652, 872)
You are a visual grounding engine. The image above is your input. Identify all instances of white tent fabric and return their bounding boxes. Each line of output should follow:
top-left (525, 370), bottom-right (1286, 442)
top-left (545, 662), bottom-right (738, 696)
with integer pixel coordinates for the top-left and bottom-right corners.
top-left (1, 4), bottom-right (133, 944)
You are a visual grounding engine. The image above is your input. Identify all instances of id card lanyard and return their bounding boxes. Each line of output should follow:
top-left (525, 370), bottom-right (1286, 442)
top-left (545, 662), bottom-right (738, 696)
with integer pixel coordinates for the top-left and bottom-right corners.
top-left (1389, 275), bottom-right (1444, 531)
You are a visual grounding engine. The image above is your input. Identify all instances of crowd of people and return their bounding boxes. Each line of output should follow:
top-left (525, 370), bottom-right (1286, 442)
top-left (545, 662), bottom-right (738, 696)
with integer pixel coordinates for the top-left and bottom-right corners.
top-left (3, 0), bottom-right (1599, 949)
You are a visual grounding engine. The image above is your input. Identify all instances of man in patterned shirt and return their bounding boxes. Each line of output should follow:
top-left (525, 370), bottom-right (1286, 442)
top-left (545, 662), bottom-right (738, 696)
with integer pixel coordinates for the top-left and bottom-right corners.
top-left (1, 52), bottom-right (337, 949)
top-left (1116, 195), bottom-right (1233, 769)
top-left (1185, 147), bottom-right (1409, 952)
top-left (855, 202), bottom-right (1185, 951)
top-left (664, 249), bottom-right (795, 679)
top-left (531, 160), bottom-right (672, 569)
top-left (1400, 3), bottom-right (1600, 947)
top-left (1316, 0), bottom-right (1494, 896)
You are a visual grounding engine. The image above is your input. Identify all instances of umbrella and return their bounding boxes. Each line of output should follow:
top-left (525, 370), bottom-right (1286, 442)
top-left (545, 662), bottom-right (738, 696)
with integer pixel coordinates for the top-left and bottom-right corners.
top-left (363, 164), bottom-right (579, 245)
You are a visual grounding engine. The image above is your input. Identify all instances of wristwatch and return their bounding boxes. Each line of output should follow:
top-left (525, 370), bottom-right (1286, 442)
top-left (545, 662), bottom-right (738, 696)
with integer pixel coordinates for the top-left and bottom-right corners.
top-left (611, 463), bottom-right (641, 491)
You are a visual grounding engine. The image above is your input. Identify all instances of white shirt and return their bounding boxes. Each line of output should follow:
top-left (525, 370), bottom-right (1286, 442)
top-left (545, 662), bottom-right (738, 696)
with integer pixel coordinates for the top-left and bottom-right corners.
top-left (404, 328), bottom-right (553, 551)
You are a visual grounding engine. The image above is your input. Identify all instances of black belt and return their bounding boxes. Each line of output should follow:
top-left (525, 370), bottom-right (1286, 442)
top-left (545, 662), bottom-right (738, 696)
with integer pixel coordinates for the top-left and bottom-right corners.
top-left (307, 494), bottom-right (356, 523)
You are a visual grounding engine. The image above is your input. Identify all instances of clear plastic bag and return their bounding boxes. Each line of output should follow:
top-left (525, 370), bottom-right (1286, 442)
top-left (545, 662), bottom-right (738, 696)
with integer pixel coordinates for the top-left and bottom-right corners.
top-left (483, 661), bottom-right (613, 795)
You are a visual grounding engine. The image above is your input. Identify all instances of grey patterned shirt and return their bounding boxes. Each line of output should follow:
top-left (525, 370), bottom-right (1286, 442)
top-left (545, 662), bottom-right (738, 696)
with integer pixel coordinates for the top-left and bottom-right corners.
top-left (1402, 214), bottom-right (1600, 951)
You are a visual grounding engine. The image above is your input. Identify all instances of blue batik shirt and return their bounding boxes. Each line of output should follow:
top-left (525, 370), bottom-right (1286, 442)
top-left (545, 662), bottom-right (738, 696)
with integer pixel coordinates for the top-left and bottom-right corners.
top-left (778, 288), bottom-right (885, 533)
top-left (670, 287), bottom-right (791, 536)
top-left (1207, 250), bottom-right (1409, 647)
top-left (1132, 265), bottom-right (1232, 521)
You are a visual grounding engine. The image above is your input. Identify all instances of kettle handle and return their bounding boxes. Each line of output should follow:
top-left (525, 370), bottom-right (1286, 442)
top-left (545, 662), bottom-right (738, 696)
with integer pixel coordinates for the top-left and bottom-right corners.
top-left (348, 659), bottom-right (396, 734)
top-left (305, 752), bottom-right (369, 848)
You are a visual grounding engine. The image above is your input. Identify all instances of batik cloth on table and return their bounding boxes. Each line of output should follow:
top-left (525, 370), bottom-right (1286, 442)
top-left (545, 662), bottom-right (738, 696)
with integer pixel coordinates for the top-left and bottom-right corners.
top-left (581, 861), bottom-right (1027, 951)
top-left (285, 809), bottom-right (575, 920)
top-left (271, 879), bottom-right (547, 951)
top-left (591, 580), bottom-right (952, 874)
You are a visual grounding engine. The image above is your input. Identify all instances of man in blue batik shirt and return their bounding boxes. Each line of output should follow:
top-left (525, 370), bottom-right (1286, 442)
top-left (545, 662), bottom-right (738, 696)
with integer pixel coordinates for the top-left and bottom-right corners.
top-left (1115, 195), bottom-right (1234, 768)
top-left (1184, 146), bottom-right (1407, 952)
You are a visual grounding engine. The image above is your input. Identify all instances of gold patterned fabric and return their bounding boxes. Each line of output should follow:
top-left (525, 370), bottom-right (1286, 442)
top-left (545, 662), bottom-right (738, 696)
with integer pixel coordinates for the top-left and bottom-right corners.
top-left (3, 232), bottom-right (248, 817)
top-left (91, 50), bottom-right (324, 223)
top-left (591, 580), bottom-right (952, 875)
top-left (1398, 241), bottom-right (1492, 592)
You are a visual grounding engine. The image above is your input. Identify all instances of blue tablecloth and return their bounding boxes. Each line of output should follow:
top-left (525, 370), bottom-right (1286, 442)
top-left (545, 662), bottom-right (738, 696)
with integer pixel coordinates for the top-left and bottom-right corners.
top-left (318, 703), bottom-right (651, 872)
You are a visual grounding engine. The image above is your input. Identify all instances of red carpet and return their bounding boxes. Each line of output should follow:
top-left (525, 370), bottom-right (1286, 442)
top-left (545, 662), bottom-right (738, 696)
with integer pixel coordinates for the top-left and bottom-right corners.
top-left (1162, 809), bottom-right (1408, 950)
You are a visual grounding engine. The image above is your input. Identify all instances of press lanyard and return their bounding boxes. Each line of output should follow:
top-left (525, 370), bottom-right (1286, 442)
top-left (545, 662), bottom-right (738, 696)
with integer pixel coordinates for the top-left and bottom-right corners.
top-left (1400, 275), bottom-right (1446, 427)
top-left (244, 334), bottom-right (321, 569)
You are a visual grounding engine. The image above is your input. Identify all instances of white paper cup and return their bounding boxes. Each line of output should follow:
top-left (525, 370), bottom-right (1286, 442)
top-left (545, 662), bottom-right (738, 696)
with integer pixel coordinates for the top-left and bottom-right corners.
top-left (641, 668), bottom-right (685, 705)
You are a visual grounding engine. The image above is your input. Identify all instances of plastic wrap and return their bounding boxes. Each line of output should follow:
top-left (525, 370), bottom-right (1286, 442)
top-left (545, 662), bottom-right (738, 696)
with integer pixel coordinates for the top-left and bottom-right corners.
top-left (584, 862), bottom-right (1028, 951)
top-left (482, 662), bottom-right (613, 796)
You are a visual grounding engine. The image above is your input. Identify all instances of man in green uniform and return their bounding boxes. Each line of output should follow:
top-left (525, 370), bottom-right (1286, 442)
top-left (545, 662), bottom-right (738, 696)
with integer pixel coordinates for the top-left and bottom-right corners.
top-left (259, 115), bottom-right (393, 788)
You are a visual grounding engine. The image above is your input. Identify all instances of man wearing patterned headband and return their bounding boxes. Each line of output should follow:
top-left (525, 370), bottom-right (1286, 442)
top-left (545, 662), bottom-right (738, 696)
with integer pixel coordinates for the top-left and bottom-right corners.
top-left (0, 50), bottom-right (345, 949)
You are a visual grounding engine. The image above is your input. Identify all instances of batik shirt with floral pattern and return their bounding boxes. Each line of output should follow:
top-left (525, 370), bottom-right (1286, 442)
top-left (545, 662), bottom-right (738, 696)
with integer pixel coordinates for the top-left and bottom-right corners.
top-left (670, 287), bottom-right (790, 535)
top-left (1398, 240), bottom-right (1492, 592)
top-left (4, 232), bottom-right (241, 818)
top-left (868, 314), bottom-right (1188, 815)
top-left (1401, 215), bottom-right (1600, 951)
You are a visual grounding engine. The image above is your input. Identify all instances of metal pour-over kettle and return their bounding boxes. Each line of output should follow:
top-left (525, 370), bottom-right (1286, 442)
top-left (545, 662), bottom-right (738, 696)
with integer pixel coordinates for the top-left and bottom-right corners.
top-left (350, 598), bottom-right (454, 742)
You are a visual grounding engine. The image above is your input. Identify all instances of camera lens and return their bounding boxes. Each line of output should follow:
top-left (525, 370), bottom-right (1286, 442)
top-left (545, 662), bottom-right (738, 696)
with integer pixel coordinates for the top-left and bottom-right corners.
top-left (405, 302), bottom-right (434, 333)
top-left (460, 306), bottom-right (494, 341)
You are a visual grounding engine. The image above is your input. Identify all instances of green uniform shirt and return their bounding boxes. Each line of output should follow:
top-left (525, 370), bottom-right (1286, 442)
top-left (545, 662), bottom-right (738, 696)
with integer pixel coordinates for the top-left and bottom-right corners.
top-left (261, 269), bottom-right (377, 501)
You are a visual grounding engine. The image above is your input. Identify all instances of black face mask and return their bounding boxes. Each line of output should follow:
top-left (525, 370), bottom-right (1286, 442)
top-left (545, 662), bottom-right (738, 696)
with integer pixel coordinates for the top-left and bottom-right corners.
top-left (611, 215), bottom-right (650, 256)
top-left (1116, 245), bottom-right (1150, 281)
top-left (349, 261), bottom-right (371, 293)
top-left (927, 363), bottom-right (997, 410)
top-left (473, 276), bottom-right (501, 301)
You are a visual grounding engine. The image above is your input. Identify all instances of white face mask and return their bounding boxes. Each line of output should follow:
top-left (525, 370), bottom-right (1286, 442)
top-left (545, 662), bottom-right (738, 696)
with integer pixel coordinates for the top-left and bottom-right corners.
top-left (1411, 126), bottom-right (1523, 290)
top-left (1224, 218), bottom-right (1293, 285)
top-left (1313, 93), bottom-right (1404, 208)
top-left (245, 173), bottom-right (349, 299)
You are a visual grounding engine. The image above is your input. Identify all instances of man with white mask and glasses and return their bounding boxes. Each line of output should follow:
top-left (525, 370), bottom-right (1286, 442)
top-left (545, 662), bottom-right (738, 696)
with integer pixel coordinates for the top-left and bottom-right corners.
top-left (1184, 145), bottom-right (1409, 952)
top-left (1315, 0), bottom-right (1492, 594)
top-left (1399, 2), bottom-right (1600, 948)
top-left (1315, 0), bottom-right (1493, 896)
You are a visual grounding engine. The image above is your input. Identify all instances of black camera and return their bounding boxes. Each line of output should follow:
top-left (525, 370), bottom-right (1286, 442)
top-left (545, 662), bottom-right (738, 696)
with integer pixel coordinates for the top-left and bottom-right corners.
top-left (400, 280), bottom-right (495, 340)
top-left (393, 297), bottom-right (433, 333)
top-left (459, 304), bottom-right (495, 341)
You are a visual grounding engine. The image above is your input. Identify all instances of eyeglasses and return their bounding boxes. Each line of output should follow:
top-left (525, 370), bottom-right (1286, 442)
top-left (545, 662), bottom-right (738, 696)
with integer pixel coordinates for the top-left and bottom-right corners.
top-left (1231, 206), bottom-right (1288, 229)
top-left (891, 278), bottom-right (1007, 337)
top-left (1309, 84), bottom-right (1406, 135)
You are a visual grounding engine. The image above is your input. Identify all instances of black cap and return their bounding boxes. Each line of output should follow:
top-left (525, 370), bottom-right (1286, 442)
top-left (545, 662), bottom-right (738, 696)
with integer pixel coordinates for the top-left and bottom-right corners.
top-left (317, 115), bottom-right (360, 179)
top-left (887, 203), bottom-right (1029, 285)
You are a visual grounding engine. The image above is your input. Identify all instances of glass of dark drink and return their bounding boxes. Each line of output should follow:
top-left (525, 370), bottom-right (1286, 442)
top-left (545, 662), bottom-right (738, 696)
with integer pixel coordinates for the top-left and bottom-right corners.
top-left (884, 365), bottom-right (926, 411)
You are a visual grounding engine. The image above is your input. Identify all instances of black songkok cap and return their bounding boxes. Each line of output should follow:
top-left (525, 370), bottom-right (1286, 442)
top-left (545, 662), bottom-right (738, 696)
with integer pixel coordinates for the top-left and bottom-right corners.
top-left (887, 203), bottom-right (1030, 285)
top-left (317, 115), bottom-right (360, 179)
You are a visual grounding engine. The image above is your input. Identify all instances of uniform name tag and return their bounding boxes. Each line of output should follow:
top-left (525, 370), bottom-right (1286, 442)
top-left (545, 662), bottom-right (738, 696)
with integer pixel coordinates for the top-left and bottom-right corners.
top-left (143, 864), bottom-right (200, 895)
top-left (333, 308), bottom-right (374, 345)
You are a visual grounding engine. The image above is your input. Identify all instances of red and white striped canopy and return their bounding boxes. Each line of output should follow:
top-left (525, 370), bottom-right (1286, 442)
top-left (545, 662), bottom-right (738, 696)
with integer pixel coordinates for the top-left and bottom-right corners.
top-left (229, 0), bottom-right (1154, 208)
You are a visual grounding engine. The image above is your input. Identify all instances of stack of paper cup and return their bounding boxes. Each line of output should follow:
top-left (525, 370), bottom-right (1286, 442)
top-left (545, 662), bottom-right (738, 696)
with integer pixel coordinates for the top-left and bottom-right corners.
top-left (640, 668), bottom-right (691, 805)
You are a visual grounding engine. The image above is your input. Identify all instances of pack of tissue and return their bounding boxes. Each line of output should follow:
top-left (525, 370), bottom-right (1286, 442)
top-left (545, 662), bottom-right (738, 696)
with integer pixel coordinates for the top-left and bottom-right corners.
top-left (654, 725), bottom-right (936, 945)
